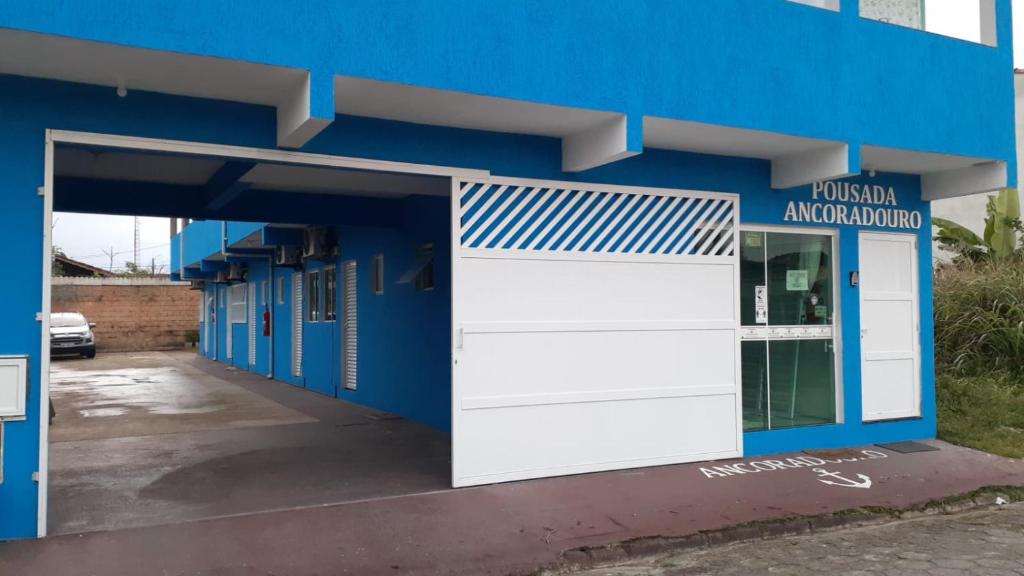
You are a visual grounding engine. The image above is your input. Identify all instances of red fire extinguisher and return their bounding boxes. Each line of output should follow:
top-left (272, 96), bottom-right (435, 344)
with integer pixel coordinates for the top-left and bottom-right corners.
top-left (263, 307), bottom-right (271, 337)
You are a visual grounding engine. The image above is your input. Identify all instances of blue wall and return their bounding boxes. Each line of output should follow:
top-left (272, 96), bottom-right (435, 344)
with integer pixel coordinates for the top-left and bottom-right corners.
top-left (194, 198), bottom-right (452, 431)
top-left (0, 73), bottom-right (274, 540)
top-left (0, 0), bottom-right (1015, 176)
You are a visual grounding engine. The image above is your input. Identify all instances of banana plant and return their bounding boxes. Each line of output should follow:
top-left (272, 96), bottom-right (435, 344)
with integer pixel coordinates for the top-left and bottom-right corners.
top-left (933, 188), bottom-right (1022, 262)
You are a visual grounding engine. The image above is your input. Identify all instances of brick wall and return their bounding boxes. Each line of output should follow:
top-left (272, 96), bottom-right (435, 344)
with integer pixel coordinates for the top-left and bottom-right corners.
top-left (51, 278), bottom-right (199, 352)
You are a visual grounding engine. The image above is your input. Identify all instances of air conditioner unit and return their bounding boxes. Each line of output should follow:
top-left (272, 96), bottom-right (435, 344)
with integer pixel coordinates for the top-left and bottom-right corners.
top-left (227, 263), bottom-right (246, 282)
top-left (275, 245), bottom-right (302, 267)
top-left (214, 271), bottom-right (229, 284)
top-left (188, 281), bottom-right (205, 291)
top-left (303, 227), bottom-right (337, 261)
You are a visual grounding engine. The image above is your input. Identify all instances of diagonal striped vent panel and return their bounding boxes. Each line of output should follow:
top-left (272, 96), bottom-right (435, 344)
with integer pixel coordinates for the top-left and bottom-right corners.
top-left (458, 180), bottom-right (736, 257)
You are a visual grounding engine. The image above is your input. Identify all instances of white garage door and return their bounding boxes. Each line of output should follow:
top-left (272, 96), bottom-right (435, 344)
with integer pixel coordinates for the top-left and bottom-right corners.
top-left (450, 177), bottom-right (743, 487)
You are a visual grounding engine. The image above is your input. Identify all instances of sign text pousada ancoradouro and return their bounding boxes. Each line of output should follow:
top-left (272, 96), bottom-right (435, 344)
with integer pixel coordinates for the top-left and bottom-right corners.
top-left (784, 181), bottom-right (923, 229)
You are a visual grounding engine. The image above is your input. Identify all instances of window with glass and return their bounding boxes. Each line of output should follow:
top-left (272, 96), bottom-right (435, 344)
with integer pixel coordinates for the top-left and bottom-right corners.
top-left (229, 283), bottom-right (247, 324)
top-left (324, 266), bottom-right (337, 321)
top-left (740, 230), bottom-right (837, 432)
top-left (307, 270), bottom-right (321, 322)
top-left (414, 244), bottom-right (434, 292)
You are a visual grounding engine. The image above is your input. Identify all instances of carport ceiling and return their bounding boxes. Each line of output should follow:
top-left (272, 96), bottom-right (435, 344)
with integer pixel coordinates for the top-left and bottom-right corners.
top-left (52, 145), bottom-right (450, 220)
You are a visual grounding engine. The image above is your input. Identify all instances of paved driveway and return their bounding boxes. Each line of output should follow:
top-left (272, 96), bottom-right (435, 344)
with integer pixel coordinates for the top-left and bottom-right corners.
top-left (48, 351), bottom-right (450, 534)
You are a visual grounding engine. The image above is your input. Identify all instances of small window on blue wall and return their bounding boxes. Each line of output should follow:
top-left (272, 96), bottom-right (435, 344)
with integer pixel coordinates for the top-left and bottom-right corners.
top-left (415, 244), bottom-right (434, 292)
top-left (324, 266), bottom-right (337, 321)
top-left (307, 270), bottom-right (321, 322)
top-left (372, 254), bottom-right (384, 295)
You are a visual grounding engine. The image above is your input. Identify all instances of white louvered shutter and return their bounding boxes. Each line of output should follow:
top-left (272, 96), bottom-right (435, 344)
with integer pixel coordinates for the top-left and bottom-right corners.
top-left (248, 282), bottom-right (257, 366)
top-left (292, 272), bottom-right (303, 377)
top-left (342, 261), bottom-right (357, 390)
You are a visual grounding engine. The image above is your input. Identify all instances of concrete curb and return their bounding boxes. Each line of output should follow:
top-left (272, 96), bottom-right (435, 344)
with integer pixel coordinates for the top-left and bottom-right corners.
top-left (535, 485), bottom-right (1024, 575)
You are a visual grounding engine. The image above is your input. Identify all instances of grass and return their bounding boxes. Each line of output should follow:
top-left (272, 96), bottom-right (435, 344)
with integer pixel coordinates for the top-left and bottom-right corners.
top-left (937, 372), bottom-right (1024, 459)
top-left (934, 259), bottom-right (1024, 459)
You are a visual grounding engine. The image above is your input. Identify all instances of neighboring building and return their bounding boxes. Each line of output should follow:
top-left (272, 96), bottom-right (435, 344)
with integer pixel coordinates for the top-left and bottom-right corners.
top-left (51, 277), bottom-right (199, 352)
top-left (0, 1), bottom-right (1016, 540)
top-left (52, 254), bottom-right (114, 278)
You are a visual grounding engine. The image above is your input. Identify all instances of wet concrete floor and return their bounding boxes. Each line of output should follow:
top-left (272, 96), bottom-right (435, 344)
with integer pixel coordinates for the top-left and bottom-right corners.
top-left (48, 351), bottom-right (450, 534)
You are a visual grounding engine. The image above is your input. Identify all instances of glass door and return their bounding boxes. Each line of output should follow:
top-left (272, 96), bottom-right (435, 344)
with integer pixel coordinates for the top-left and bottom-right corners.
top-left (740, 229), bottom-right (838, 431)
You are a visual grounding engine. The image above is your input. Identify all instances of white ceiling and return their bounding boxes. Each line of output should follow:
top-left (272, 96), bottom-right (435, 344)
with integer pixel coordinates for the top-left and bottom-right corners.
top-left (55, 147), bottom-right (223, 185)
top-left (0, 28), bottom-right (303, 107)
top-left (643, 116), bottom-right (842, 160)
top-left (240, 163), bottom-right (449, 197)
top-left (334, 76), bottom-right (620, 137)
top-left (55, 146), bottom-right (449, 199)
top-left (861, 145), bottom-right (991, 174)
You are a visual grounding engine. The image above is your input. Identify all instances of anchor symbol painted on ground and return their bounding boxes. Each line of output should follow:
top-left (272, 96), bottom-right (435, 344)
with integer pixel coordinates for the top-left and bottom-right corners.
top-left (813, 468), bottom-right (872, 489)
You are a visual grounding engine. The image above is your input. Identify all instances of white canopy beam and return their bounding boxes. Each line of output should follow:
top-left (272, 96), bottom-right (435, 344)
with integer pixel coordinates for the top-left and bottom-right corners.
top-left (277, 71), bottom-right (334, 149)
top-left (921, 161), bottom-right (1008, 201)
top-left (771, 143), bottom-right (858, 189)
top-left (562, 115), bottom-right (642, 173)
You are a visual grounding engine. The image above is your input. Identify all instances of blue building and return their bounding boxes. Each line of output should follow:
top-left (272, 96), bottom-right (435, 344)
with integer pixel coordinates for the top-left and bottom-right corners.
top-left (0, 0), bottom-right (1016, 540)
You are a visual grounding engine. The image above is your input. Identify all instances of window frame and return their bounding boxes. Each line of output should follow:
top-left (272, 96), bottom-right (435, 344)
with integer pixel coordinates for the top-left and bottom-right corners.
top-left (229, 283), bottom-right (247, 324)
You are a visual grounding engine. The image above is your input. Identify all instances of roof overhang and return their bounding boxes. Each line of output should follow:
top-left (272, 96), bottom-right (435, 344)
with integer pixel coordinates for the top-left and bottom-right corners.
top-left (4, 30), bottom-right (1008, 199)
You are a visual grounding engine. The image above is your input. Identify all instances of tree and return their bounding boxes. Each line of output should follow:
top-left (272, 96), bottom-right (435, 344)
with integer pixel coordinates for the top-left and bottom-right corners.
top-left (52, 245), bottom-right (68, 277)
top-left (119, 261), bottom-right (153, 277)
top-left (933, 188), bottom-right (1023, 262)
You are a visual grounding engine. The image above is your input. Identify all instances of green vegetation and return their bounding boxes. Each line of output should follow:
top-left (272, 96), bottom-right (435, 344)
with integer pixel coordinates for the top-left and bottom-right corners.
top-left (933, 191), bottom-right (1024, 458)
top-left (933, 188), bottom-right (1022, 262)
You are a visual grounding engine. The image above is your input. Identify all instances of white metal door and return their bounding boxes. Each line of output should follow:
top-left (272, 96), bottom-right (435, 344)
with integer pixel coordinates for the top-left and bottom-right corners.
top-left (451, 177), bottom-right (742, 487)
top-left (859, 232), bottom-right (921, 421)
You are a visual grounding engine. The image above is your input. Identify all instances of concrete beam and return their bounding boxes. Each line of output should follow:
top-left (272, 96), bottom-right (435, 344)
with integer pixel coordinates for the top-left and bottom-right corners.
top-left (771, 143), bottom-right (859, 189)
top-left (562, 115), bottom-right (642, 173)
top-left (204, 161), bottom-right (257, 211)
top-left (199, 260), bottom-right (228, 273)
top-left (262, 226), bottom-right (305, 246)
top-left (182, 267), bottom-right (216, 280)
top-left (921, 161), bottom-right (1007, 201)
top-left (277, 71), bottom-right (334, 149)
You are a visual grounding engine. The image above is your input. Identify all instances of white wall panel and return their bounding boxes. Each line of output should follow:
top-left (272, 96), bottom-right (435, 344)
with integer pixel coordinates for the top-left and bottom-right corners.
top-left (459, 257), bottom-right (735, 323)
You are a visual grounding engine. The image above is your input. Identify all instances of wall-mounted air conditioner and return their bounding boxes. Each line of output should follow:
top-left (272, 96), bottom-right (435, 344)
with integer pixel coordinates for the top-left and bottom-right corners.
top-left (275, 245), bottom-right (302, 267)
top-left (227, 263), bottom-right (246, 282)
top-left (303, 227), bottom-right (338, 261)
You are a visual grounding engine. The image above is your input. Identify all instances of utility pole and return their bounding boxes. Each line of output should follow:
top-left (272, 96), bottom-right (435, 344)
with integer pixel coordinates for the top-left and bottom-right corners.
top-left (101, 246), bottom-right (114, 272)
top-left (133, 216), bottom-right (141, 268)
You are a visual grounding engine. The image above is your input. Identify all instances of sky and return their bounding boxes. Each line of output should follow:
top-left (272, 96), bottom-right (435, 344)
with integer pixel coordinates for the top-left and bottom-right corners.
top-left (51, 1), bottom-right (1024, 270)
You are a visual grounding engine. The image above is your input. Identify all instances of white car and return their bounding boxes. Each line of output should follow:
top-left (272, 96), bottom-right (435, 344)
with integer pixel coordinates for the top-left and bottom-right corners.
top-left (50, 312), bottom-right (96, 358)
